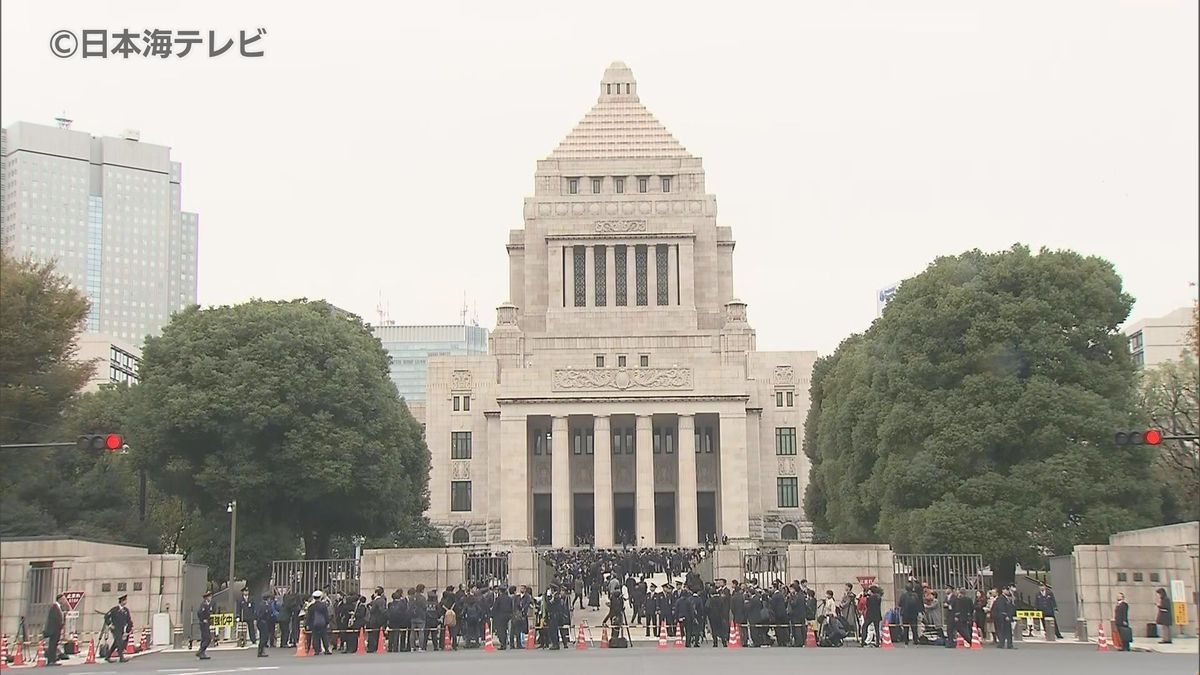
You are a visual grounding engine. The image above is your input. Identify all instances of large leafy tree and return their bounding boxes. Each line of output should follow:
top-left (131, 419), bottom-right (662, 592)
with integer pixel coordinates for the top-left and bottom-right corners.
top-left (134, 299), bottom-right (430, 560)
top-left (804, 245), bottom-right (1159, 582)
top-left (1138, 353), bottom-right (1199, 523)
top-left (0, 253), bottom-right (93, 443)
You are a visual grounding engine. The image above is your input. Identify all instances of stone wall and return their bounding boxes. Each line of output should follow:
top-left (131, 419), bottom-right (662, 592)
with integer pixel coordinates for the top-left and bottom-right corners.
top-left (787, 544), bottom-right (895, 601)
top-left (359, 548), bottom-right (466, 595)
top-left (1072, 544), bottom-right (1196, 637)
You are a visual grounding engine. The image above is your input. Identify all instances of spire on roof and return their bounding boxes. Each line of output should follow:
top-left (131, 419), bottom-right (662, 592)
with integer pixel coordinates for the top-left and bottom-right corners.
top-left (548, 61), bottom-right (691, 161)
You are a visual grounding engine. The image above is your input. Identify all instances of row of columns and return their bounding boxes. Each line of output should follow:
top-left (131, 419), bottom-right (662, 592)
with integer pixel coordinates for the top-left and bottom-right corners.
top-left (555, 242), bottom-right (698, 309)
top-left (499, 411), bottom-right (749, 547)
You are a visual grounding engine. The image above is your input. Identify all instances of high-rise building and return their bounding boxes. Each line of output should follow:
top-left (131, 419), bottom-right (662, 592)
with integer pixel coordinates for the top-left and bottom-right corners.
top-left (1125, 305), bottom-right (1195, 369)
top-left (370, 323), bottom-right (489, 427)
top-left (423, 63), bottom-right (818, 547)
top-left (76, 334), bottom-right (141, 391)
top-left (0, 121), bottom-right (199, 345)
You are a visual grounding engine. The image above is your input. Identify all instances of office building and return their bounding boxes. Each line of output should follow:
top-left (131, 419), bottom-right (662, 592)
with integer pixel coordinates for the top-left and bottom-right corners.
top-left (1125, 305), bottom-right (1195, 369)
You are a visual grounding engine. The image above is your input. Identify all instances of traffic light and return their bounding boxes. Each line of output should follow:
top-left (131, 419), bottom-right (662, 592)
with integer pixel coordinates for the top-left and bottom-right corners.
top-left (77, 434), bottom-right (124, 452)
top-left (1114, 429), bottom-right (1163, 446)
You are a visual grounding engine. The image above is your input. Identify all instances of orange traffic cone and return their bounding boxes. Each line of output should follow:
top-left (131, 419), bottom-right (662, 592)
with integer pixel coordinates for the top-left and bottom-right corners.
top-left (600, 626), bottom-right (609, 649)
top-left (294, 631), bottom-right (309, 657)
top-left (377, 629), bottom-right (386, 654)
top-left (806, 623), bottom-right (817, 647)
top-left (85, 639), bottom-right (97, 664)
top-left (971, 623), bottom-right (982, 650)
top-left (34, 640), bottom-right (46, 667)
top-left (483, 623), bottom-right (496, 652)
top-left (956, 631), bottom-right (966, 649)
top-left (442, 626), bottom-right (451, 651)
top-left (657, 622), bottom-right (668, 650)
top-left (674, 623), bottom-right (684, 649)
top-left (728, 621), bottom-right (741, 649)
top-left (525, 625), bottom-right (536, 651)
top-left (575, 624), bottom-right (587, 650)
top-left (1096, 621), bottom-right (1109, 652)
top-left (880, 623), bottom-right (894, 650)
top-left (12, 640), bottom-right (25, 666)
top-left (140, 628), bottom-right (149, 653)
top-left (1, 635), bottom-right (9, 671)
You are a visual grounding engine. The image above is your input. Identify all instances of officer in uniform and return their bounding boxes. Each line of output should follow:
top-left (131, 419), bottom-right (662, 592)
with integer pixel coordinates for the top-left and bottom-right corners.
top-left (492, 586), bottom-right (513, 649)
top-left (197, 590), bottom-right (213, 659)
top-left (511, 585), bottom-right (530, 649)
top-left (255, 594), bottom-right (272, 657)
top-left (104, 595), bottom-right (132, 663)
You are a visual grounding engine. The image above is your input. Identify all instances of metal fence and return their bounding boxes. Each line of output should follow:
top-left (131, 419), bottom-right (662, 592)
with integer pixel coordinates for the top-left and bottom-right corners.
top-left (742, 550), bottom-right (788, 587)
top-left (893, 554), bottom-right (990, 594)
top-left (464, 552), bottom-right (510, 588)
top-left (270, 559), bottom-right (359, 597)
top-left (24, 563), bottom-right (71, 640)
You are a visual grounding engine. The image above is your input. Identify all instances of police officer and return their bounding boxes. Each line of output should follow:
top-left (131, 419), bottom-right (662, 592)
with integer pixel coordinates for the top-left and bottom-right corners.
top-left (104, 595), bottom-right (132, 663)
top-left (197, 590), bottom-right (214, 659)
top-left (236, 587), bottom-right (256, 645)
top-left (511, 585), bottom-right (530, 650)
top-left (492, 586), bottom-right (513, 649)
top-left (255, 594), bottom-right (272, 657)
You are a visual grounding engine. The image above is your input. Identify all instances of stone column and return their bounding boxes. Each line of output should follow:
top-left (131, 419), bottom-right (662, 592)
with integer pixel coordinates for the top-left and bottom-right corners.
top-left (624, 244), bottom-right (635, 307)
top-left (605, 245), bottom-right (616, 307)
top-left (499, 414), bottom-right (529, 543)
top-left (677, 414), bottom-right (698, 546)
top-left (635, 414), bottom-right (656, 545)
top-left (551, 415), bottom-right (571, 547)
top-left (718, 412), bottom-right (750, 539)
top-left (593, 415), bottom-right (614, 548)
top-left (549, 244), bottom-right (564, 308)
top-left (646, 244), bottom-right (657, 308)
top-left (584, 245), bottom-right (595, 308)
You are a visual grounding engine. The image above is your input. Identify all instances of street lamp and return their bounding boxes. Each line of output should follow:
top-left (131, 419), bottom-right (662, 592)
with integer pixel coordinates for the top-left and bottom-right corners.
top-left (227, 500), bottom-right (238, 599)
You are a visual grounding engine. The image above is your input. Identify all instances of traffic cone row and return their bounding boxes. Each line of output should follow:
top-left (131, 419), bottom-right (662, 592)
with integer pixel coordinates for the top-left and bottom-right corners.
top-left (657, 621), bottom-right (668, 650)
top-left (575, 623), bottom-right (587, 650)
top-left (1096, 621), bottom-right (1109, 652)
top-left (728, 621), bottom-right (741, 649)
top-left (971, 622), bottom-right (983, 650)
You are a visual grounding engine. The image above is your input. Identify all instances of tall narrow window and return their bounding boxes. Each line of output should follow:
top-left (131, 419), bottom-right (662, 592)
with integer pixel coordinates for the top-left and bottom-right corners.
top-left (615, 177), bottom-right (624, 194)
top-left (614, 245), bottom-right (628, 306)
top-left (777, 478), bottom-right (799, 508)
top-left (618, 355), bottom-right (627, 367)
top-left (451, 431), bottom-right (472, 459)
top-left (638, 177), bottom-right (648, 193)
top-left (568, 178), bottom-right (578, 194)
top-left (573, 246), bottom-right (586, 307)
top-left (775, 427), bottom-right (797, 456)
top-left (655, 244), bottom-right (669, 306)
top-left (453, 396), bottom-right (461, 411)
top-left (451, 481), bottom-right (473, 511)
top-left (662, 176), bottom-right (672, 192)
top-left (594, 245), bottom-right (607, 306)
top-left (595, 355), bottom-right (605, 367)
top-left (635, 245), bottom-right (648, 306)
top-left (462, 395), bottom-right (471, 411)
top-left (592, 178), bottom-right (601, 194)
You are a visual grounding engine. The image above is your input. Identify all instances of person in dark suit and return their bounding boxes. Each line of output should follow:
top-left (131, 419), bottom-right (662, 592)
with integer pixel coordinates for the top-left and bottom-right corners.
top-left (43, 593), bottom-right (66, 666)
top-left (864, 586), bottom-right (883, 647)
top-left (954, 587), bottom-right (975, 643)
top-left (255, 595), bottom-right (272, 657)
top-left (236, 588), bottom-right (257, 644)
top-left (104, 595), bottom-right (132, 663)
top-left (366, 587), bottom-right (386, 652)
top-left (992, 589), bottom-right (1015, 649)
top-left (197, 590), bottom-right (213, 659)
top-left (1113, 593), bottom-right (1132, 651)
top-left (305, 591), bottom-right (331, 655)
top-left (730, 581), bottom-right (748, 647)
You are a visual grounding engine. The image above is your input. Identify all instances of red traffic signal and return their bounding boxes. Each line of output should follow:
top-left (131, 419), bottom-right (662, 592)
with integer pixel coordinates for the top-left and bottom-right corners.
top-left (1115, 429), bottom-right (1164, 446)
top-left (77, 434), bottom-right (124, 452)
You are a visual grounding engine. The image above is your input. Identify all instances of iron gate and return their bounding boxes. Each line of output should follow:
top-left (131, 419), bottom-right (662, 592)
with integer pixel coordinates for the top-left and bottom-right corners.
top-left (893, 554), bottom-right (990, 594)
top-left (464, 551), bottom-right (510, 588)
top-left (24, 563), bottom-right (70, 640)
top-left (742, 550), bottom-right (788, 587)
top-left (270, 559), bottom-right (359, 597)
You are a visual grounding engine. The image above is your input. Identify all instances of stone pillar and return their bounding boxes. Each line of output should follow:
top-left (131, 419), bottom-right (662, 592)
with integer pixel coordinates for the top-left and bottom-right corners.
top-left (624, 244), bottom-right (635, 308)
top-left (667, 243), bottom-right (678, 306)
top-left (718, 412), bottom-right (750, 539)
top-left (605, 245), bottom-right (616, 308)
top-left (677, 414), bottom-right (698, 546)
top-left (549, 244), bottom-right (563, 308)
top-left (593, 415), bottom-right (614, 548)
top-left (635, 414), bottom-right (656, 545)
top-left (551, 416), bottom-right (571, 547)
top-left (499, 414), bottom-right (529, 543)
top-left (646, 244), bottom-right (657, 307)
top-left (584, 245), bottom-right (595, 308)
top-left (679, 240), bottom-right (695, 309)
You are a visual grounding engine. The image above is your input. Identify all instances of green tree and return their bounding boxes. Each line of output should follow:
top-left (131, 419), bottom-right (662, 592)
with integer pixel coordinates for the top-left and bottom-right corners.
top-left (134, 299), bottom-right (431, 561)
top-left (804, 245), bottom-right (1159, 582)
top-left (0, 253), bottom-right (93, 443)
top-left (1137, 353), bottom-right (1200, 522)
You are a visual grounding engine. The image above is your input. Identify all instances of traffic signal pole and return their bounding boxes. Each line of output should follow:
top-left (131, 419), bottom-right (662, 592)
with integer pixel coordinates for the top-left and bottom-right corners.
top-left (0, 441), bottom-right (82, 449)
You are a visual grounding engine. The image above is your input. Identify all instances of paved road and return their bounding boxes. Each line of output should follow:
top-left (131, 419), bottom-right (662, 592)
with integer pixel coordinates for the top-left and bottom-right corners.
top-left (60, 643), bottom-right (1197, 675)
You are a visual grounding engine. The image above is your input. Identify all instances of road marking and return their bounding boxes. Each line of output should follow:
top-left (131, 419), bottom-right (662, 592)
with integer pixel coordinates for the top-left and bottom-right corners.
top-left (159, 669), bottom-right (200, 673)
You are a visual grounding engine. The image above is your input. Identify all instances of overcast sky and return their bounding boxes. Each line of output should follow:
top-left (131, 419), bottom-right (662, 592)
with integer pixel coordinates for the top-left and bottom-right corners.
top-left (2, 0), bottom-right (1196, 354)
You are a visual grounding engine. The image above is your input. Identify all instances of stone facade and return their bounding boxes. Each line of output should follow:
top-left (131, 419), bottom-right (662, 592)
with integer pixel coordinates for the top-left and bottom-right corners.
top-left (424, 62), bottom-right (817, 548)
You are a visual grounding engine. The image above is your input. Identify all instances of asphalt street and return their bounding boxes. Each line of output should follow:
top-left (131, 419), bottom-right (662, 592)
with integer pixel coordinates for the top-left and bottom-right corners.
top-left (57, 643), bottom-right (1197, 675)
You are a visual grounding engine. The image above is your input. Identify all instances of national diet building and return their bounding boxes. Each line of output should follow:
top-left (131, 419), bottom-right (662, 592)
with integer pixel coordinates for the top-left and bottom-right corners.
top-left (425, 62), bottom-right (817, 548)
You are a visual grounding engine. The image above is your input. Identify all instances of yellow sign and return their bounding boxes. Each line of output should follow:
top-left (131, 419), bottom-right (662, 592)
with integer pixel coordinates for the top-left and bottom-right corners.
top-left (1174, 602), bottom-right (1187, 627)
top-left (1015, 610), bottom-right (1043, 619)
top-left (210, 613), bottom-right (235, 628)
